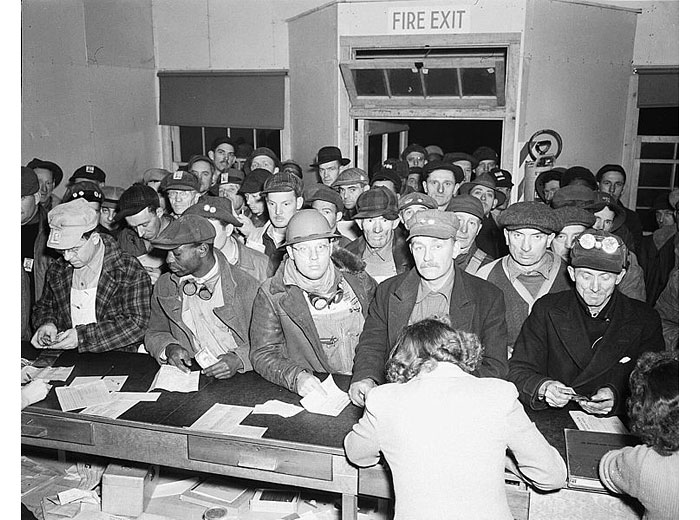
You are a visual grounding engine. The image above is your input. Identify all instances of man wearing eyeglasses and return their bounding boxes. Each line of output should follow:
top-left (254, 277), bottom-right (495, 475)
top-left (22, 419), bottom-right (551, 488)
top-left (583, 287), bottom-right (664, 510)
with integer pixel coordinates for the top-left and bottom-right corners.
top-left (31, 198), bottom-right (151, 353)
top-left (250, 210), bottom-right (377, 396)
top-left (508, 229), bottom-right (664, 417)
top-left (145, 214), bottom-right (260, 379)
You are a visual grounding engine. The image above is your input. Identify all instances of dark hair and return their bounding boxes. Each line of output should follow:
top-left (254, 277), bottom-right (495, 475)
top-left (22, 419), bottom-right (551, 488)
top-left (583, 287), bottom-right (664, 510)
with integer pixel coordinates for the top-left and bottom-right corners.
top-left (385, 318), bottom-right (483, 384)
top-left (208, 136), bottom-right (237, 154)
top-left (627, 351), bottom-right (679, 455)
top-left (596, 164), bottom-right (627, 184)
top-left (187, 154), bottom-right (215, 172)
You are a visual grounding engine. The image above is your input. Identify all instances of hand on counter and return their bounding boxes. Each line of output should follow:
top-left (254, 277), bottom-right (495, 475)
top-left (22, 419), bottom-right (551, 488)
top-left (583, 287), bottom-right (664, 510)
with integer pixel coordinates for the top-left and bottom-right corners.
top-left (51, 328), bottom-right (79, 350)
top-left (21, 380), bottom-right (52, 409)
top-left (296, 371), bottom-right (326, 397)
top-left (349, 378), bottom-right (376, 407)
top-left (165, 344), bottom-right (193, 373)
top-left (31, 323), bottom-right (58, 348)
top-left (202, 353), bottom-right (242, 379)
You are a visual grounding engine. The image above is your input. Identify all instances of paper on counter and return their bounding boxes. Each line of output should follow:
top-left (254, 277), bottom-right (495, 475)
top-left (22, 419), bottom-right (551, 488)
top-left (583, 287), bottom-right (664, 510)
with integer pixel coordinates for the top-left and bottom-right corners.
top-left (300, 376), bottom-right (350, 416)
top-left (71, 375), bottom-right (128, 392)
top-left (80, 399), bottom-right (140, 419)
top-left (229, 425), bottom-right (268, 438)
top-left (569, 410), bottom-right (629, 434)
top-left (55, 380), bottom-right (112, 411)
top-left (188, 403), bottom-right (253, 434)
top-left (148, 365), bottom-right (199, 393)
top-left (252, 399), bottom-right (304, 418)
top-left (23, 365), bottom-right (74, 382)
top-left (112, 392), bottom-right (160, 402)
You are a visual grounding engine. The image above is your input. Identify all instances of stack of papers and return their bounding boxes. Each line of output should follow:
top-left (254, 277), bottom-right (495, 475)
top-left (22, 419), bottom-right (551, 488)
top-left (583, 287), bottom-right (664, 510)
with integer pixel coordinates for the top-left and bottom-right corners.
top-left (54, 379), bottom-right (162, 419)
top-left (188, 403), bottom-right (267, 438)
top-left (70, 375), bottom-right (128, 392)
top-left (300, 376), bottom-right (350, 416)
top-left (569, 411), bottom-right (629, 434)
top-left (148, 365), bottom-right (200, 393)
top-left (22, 365), bottom-right (74, 382)
top-left (252, 400), bottom-right (304, 418)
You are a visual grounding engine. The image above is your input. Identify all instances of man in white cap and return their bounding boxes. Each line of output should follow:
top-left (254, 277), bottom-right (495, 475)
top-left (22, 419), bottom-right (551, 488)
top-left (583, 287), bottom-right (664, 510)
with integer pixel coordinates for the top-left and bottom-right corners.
top-left (250, 210), bottom-right (376, 396)
top-left (31, 198), bottom-right (151, 353)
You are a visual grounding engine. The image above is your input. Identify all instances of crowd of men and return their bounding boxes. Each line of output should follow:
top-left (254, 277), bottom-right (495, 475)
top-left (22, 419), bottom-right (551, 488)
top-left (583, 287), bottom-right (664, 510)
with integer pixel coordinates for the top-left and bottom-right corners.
top-left (21, 138), bottom-right (678, 418)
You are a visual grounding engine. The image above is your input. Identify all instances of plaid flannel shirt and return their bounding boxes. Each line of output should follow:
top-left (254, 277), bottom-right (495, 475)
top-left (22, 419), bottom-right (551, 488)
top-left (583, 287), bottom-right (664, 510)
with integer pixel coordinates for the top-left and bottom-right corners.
top-left (32, 233), bottom-right (151, 353)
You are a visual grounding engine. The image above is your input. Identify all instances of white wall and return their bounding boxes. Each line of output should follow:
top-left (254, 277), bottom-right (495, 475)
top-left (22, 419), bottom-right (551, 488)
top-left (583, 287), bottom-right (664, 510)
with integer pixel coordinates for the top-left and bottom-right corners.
top-left (21, 0), bottom-right (161, 191)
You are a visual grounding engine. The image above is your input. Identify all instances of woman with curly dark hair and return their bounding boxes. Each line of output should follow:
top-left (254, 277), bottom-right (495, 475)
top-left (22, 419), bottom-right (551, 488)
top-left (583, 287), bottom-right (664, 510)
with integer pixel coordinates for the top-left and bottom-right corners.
top-left (344, 318), bottom-right (567, 519)
top-left (599, 351), bottom-right (679, 519)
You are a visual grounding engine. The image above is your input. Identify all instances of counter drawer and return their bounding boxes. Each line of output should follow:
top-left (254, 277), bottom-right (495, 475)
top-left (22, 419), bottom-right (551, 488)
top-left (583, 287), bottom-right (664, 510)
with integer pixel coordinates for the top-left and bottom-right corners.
top-left (21, 412), bottom-right (94, 445)
top-left (188, 436), bottom-right (333, 481)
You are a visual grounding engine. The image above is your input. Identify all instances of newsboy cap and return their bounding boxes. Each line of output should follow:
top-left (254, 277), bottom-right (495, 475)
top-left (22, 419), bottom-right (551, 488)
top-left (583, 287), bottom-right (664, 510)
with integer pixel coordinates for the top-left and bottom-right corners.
top-left (400, 144), bottom-right (428, 161)
top-left (554, 206), bottom-right (596, 229)
top-left (161, 171), bottom-right (199, 192)
top-left (331, 167), bottom-right (369, 187)
top-left (446, 194), bottom-right (485, 220)
top-left (21, 166), bottom-right (39, 197)
top-left (353, 186), bottom-right (398, 220)
top-left (115, 183), bottom-right (160, 221)
top-left (570, 229), bottom-right (627, 274)
top-left (262, 171), bottom-right (304, 197)
top-left (239, 168), bottom-right (271, 195)
top-left (66, 182), bottom-right (104, 204)
top-left (499, 201), bottom-right (560, 234)
top-left (150, 214), bottom-right (215, 250)
top-left (47, 198), bottom-right (99, 249)
top-left (398, 192), bottom-right (438, 212)
top-left (305, 184), bottom-right (344, 213)
top-left (406, 209), bottom-right (460, 240)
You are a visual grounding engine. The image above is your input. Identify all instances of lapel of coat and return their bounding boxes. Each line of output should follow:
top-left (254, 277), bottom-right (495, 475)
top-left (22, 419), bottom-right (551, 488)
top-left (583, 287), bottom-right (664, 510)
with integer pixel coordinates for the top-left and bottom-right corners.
top-left (278, 283), bottom-right (333, 369)
top-left (448, 268), bottom-right (476, 332)
top-left (94, 240), bottom-right (119, 319)
top-left (55, 261), bottom-right (74, 326)
top-left (157, 274), bottom-right (185, 330)
top-left (388, 269), bottom-right (420, 343)
top-left (550, 294), bottom-right (591, 371)
top-left (212, 257), bottom-right (249, 345)
top-left (571, 295), bottom-right (640, 387)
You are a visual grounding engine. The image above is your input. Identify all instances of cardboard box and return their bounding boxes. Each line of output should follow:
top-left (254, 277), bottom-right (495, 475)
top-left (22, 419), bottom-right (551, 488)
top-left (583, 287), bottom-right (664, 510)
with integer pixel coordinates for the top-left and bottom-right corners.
top-left (102, 463), bottom-right (158, 516)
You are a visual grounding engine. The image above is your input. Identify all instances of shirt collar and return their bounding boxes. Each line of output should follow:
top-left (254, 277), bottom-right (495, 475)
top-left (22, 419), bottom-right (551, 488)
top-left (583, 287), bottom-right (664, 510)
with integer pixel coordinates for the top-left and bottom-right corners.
top-left (181, 256), bottom-right (220, 286)
top-left (365, 238), bottom-right (393, 261)
top-left (505, 251), bottom-right (554, 282)
top-left (415, 265), bottom-right (456, 304)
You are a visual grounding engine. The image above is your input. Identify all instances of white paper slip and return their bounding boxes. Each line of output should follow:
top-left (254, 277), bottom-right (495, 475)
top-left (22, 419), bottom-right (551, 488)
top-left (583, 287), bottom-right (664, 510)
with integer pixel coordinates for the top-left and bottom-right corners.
top-left (112, 392), bottom-right (160, 402)
top-left (188, 403), bottom-right (254, 434)
top-left (300, 376), bottom-right (350, 416)
top-left (55, 380), bottom-right (112, 411)
top-left (148, 365), bottom-right (200, 393)
top-left (57, 488), bottom-right (99, 505)
top-left (569, 410), bottom-right (629, 434)
top-left (252, 399), bottom-right (304, 418)
top-left (151, 475), bottom-right (200, 498)
top-left (80, 399), bottom-right (139, 419)
top-left (23, 365), bottom-right (74, 382)
top-left (230, 425), bottom-right (268, 438)
top-left (70, 375), bottom-right (128, 392)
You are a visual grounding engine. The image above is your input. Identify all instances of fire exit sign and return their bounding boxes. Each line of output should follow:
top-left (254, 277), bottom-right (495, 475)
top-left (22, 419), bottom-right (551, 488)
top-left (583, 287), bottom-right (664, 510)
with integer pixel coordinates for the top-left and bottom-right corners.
top-left (388, 6), bottom-right (469, 33)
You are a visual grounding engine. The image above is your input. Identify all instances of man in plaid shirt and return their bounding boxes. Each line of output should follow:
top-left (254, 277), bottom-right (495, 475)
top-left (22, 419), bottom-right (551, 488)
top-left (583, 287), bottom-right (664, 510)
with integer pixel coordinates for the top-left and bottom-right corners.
top-left (31, 198), bottom-right (151, 353)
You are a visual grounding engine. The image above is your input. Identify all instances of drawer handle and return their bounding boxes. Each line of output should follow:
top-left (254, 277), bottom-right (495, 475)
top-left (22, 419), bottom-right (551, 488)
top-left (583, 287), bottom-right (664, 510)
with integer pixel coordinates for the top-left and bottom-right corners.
top-left (237, 453), bottom-right (277, 471)
top-left (21, 425), bottom-right (48, 438)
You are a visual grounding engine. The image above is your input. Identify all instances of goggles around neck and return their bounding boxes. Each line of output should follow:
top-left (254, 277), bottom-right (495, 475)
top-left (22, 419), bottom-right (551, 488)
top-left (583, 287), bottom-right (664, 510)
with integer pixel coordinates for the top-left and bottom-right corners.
top-left (307, 287), bottom-right (344, 310)
top-left (182, 280), bottom-right (213, 301)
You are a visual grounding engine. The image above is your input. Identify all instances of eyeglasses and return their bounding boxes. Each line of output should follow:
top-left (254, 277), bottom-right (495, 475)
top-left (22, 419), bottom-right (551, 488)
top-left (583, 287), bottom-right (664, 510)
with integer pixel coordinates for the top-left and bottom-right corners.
top-left (307, 288), bottom-right (344, 310)
top-left (182, 280), bottom-right (212, 301)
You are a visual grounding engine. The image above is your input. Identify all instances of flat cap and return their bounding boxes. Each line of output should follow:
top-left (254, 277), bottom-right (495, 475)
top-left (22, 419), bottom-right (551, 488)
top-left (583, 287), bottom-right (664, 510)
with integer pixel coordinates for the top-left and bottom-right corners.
top-left (150, 214), bottom-right (216, 250)
top-left (262, 171), bottom-right (303, 197)
top-left (561, 166), bottom-right (597, 190)
top-left (305, 183), bottom-right (344, 212)
top-left (371, 167), bottom-right (402, 192)
top-left (218, 168), bottom-right (245, 185)
top-left (70, 165), bottom-right (106, 184)
top-left (596, 164), bottom-right (626, 183)
top-left (115, 183), bottom-right (160, 221)
top-left (22, 166), bottom-right (39, 197)
top-left (47, 198), bottom-right (99, 249)
top-left (584, 191), bottom-right (626, 230)
top-left (570, 229), bottom-right (627, 274)
top-left (161, 171), bottom-right (199, 191)
top-left (550, 184), bottom-right (596, 209)
top-left (406, 209), bottom-right (460, 240)
top-left (251, 147), bottom-right (280, 165)
top-left (472, 146), bottom-right (498, 163)
top-left (101, 185), bottom-right (125, 208)
top-left (239, 168), bottom-right (271, 194)
top-left (425, 145), bottom-right (444, 157)
top-left (445, 194), bottom-right (484, 220)
top-left (143, 168), bottom-right (170, 184)
top-left (183, 195), bottom-right (242, 226)
top-left (331, 167), bottom-right (369, 187)
top-left (443, 152), bottom-right (477, 168)
top-left (400, 144), bottom-right (428, 161)
top-left (398, 192), bottom-right (438, 212)
top-left (422, 160), bottom-right (465, 184)
top-left (499, 201), bottom-right (560, 234)
top-left (353, 186), bottom-right (398, 220)
top-left (554, 206), bottom-right (596, 228)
